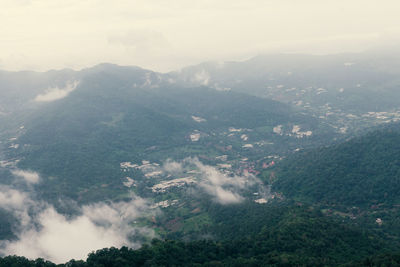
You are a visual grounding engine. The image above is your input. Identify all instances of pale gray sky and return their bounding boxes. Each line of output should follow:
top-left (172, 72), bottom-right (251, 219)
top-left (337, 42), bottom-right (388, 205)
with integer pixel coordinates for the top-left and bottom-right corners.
top-left (1, 0), bottom-right (399, 72)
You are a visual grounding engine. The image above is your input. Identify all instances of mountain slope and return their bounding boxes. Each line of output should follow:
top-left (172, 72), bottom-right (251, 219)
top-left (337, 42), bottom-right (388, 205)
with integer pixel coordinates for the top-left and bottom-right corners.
top-left (173, 52), bottom-right (400, 134)
top-left (0, 204), bottom-right (390, 266)
top-left (273, 123), bottom-right (400, 206)
top-left (175, 52), bottom-right (400, 112)
top-left (1, 64), bottom-right (325, 202)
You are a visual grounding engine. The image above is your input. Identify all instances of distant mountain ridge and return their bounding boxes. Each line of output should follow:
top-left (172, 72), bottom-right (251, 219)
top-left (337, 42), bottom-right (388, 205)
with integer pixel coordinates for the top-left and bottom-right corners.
top-left (2, 51), bottom-right (400, 204)
top-left (1, 52), bottom-right (400, 264)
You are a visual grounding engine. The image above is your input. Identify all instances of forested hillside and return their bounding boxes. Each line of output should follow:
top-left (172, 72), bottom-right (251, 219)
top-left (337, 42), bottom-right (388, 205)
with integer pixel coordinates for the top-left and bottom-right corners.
top-left (2, 0), bottom-right (400, 265)
top-left (2, 64), bottom-right (327, 205)
top-left (273, 124), bottom-right (400, 207)
top-left (2, 54), bottom-right (400, 265)
top-left (0, 204), bottom-right (393, 266)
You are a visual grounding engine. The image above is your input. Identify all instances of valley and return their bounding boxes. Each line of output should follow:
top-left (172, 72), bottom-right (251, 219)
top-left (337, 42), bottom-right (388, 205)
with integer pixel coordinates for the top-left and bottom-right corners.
top-left (1, 52), bottom-right (400, 265)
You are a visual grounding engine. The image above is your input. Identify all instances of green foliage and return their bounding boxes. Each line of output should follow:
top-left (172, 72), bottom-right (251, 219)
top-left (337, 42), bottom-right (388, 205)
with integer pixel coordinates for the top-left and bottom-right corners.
top-left (0, 208), bottom-right (16, 240)
top-left (0, 204), bottom-right (391, 266)
top-left (0, 256), bottom-right (57, 267)
top-left (4, 60), bottom-right (400, 266)
top-left (273, 125), bottom-right (400, 207)
top-left (353, 251), bottom-right (400, 266)
top-left (9, 69), bottom-right (317, 203)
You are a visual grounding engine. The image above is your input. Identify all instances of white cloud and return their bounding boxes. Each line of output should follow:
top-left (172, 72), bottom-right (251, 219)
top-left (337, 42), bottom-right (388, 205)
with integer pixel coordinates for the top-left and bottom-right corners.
top-left (191, 158), bottom-right (247, 204)
top-left (34, 81), bottom-right (79, 102)
top-left (3, 0), bottom-right (397, 72)
top-left (0, 186), bottom-right (37, 229)
top-left (192, 70), bottom-right (210, 86)
top-left (1, 207), bottom-right (127, 262)
top-left (200, 183), bottom-right (244, 204)
top-left (0, 186), bottom-right (155, 264)
top-left (162, 158), bottom-right (268, 204)
top-left (0, 186), bottom-right (31, 210)
top-left (11, 169), bottom-right (40, 184)
top-left (162, 159), bottom-right (183, 173)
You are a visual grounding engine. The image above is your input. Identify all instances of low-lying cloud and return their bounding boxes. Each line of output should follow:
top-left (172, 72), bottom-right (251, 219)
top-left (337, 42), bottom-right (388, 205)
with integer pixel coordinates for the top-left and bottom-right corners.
top-left (192, 70), bottom-right (210, 86)
top-left (0, 185), bottom-right (37, 230)
top-left (162, 157), bottom-right (268, 204)
top-left (0, 157), bottom-right (269, 262)
top-left (162, 159), bottom-right (183, 174)
top-left (193, 159), bottom-right (246, 204)
top-left (0, 185), bottom-right (154, 263)
top-left (11, 169), bottom-right (40, 184)
top-left (0, 185), bottom-right (31, 210)
top-left (34, 80), bottom-right (79, 102)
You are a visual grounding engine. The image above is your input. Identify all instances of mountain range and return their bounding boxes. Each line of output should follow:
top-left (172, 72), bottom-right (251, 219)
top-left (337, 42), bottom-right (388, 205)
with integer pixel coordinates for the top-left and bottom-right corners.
top-left (1, 51), bottom-right (400, 265)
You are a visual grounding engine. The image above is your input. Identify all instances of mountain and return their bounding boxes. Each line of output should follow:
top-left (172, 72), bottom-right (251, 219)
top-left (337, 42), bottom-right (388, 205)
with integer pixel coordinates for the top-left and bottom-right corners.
top-left (269, 122), bottom-right (400, 248)
top-left (0, 204), bottom-right (391, 266)
top-left (272, 123), bottom-right (400, 207)
top-left (0, 63), bottom-right (329, 205)
top-left (173, 52), bottom-right (400, 133)
top-left (1, 53), bottom-right (400, 264)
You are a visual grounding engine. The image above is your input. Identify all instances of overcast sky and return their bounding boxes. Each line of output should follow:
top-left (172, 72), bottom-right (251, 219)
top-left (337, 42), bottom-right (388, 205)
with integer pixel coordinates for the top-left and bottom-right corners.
top-left (1, 0), bottom-right (399, 72)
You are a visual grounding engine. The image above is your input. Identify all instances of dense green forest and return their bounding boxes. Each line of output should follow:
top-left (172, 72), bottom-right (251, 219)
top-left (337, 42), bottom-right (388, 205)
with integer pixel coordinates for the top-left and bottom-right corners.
top-left (4, 108), bottom-right (400, 266)
top-left (2, 55), bottom-right (400, 266)
top-left (9, 68), bottom-right (323, 203)
top-left (273, 124), bottom-right (400, 207)
top-left (4, 247), bottom-right (400, 266)
top-left (0, 204), bottom-right (396, 266)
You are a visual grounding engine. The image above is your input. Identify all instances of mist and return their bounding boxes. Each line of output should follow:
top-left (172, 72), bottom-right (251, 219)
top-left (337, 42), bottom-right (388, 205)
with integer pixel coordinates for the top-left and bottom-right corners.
top-left (0, 1), bottom-right (399, 265)
top-left (34, 81), bottom-right (79, 102)
top-left (0, 157), bottom-right (266, 262)
top-left (162, 158), bottom-right (269, 204)
top-left (1, 0), bottom-right (399, 72)
top-left (0, 186), bottom-right (156, 263)
top-left (11, 170), bottom-right (40, 184)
